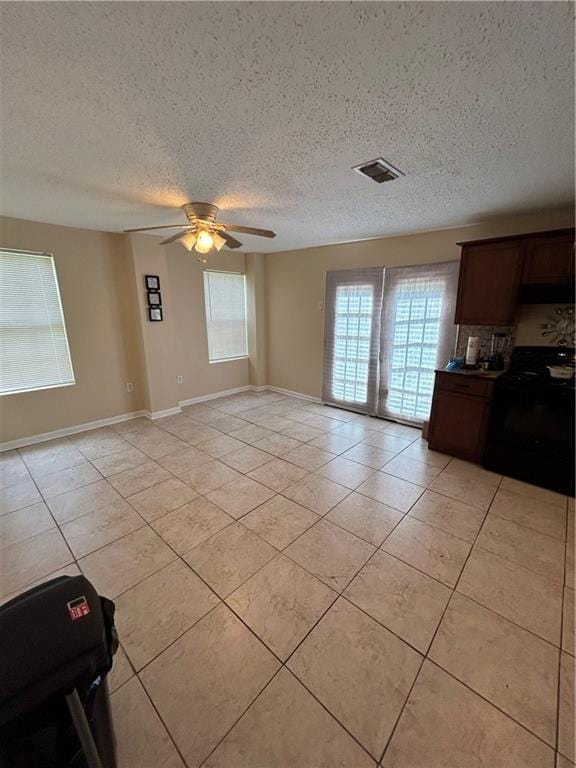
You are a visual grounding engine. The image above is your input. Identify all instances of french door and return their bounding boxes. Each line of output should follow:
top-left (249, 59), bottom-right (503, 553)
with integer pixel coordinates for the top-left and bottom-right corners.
top-left (322, 269), bottom-right (383, 413)
top-left (322, 262), bottom-right (458, 424)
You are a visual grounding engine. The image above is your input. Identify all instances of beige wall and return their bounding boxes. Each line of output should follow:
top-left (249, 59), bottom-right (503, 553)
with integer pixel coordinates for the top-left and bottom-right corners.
top-left (165, 244), bottom-right (250, 401)
top-left (516, 304), bottom-right (574, 346)
top-left (0, 218), bottom-right (253, 444)
top-left (2, 206), bottom-right (574, 444)
top-left (265, 208), bottom-right (575, 398)
top-left (245, 253), bottom-right (267, 388)
top-left (0, 217), bottom-right (145, 442)
top-left (129, 233), bottom-right (181, 414)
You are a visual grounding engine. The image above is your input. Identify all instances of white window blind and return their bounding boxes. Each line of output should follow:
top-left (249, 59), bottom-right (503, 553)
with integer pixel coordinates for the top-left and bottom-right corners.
top-left (323, 262), bottom-right (458, 424)
top-left (322, 268), bottom-right (383, 412)
top-left (0, 249), bottom-right (75, 395)
top-left (332, 284), bottom-right (374, 404)
top-left (203, 270), bottom-right (248, 362)
top-left (379, 261), bottom-right (459, 423)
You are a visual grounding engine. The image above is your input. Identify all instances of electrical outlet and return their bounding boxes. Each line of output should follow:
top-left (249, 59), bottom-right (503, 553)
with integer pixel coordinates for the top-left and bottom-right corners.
top-left (126, 382), bottom-right (134, 393)
top-left (177, 375), bottom-right (183, 385)
top-left (318, 301), bottom-right (324, 310)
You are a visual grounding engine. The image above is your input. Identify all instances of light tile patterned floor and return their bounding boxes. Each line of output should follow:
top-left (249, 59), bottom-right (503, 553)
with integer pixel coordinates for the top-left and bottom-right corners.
top-left (1, 389), bottom-right (574, 768)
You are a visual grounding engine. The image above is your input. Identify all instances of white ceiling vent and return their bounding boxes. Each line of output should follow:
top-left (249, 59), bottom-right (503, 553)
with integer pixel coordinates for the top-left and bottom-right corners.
top-left (353, 158), bottom-right (404, 184)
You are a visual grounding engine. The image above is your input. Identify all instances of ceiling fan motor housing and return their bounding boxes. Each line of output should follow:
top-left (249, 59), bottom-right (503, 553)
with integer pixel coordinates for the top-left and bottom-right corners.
top-left (183, 202), bottom-right (218, 224)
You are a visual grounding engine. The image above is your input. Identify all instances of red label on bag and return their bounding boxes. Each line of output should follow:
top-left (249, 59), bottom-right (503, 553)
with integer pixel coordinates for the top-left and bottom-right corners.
top-left (67, 595), bottom-right (91, 621)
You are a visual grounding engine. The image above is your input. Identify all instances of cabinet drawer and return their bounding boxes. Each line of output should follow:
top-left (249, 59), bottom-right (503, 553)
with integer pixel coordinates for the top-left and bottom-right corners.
top-left (435, 372), bottom-right (493, 398)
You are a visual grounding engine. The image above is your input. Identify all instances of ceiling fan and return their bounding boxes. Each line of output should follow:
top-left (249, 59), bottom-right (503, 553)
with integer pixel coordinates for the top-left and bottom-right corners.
top-left (124, 202), bottom-right (276, 261)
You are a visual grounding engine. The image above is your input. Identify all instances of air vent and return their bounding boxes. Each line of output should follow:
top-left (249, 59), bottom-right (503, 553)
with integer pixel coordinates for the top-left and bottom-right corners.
top-left (353, 158), bottom-right (404, 184)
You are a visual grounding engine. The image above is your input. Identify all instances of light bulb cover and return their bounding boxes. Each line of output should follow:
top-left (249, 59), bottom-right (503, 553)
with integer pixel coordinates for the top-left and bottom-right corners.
top-left (195, 230), bottom-right (214, 254)
top-left (180, 232), bottom-right (198, 251)
top-left (212, 232), bottom-right (226, 251)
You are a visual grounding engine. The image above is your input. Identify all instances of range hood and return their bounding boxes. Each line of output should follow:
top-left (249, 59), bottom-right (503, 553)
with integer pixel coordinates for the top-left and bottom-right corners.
top-left (518, 282), bottom-right (575, 304)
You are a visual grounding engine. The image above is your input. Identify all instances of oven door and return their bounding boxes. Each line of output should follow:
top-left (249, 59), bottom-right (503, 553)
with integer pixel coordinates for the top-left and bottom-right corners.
top-left (484, 379), bottom-right (574, 495)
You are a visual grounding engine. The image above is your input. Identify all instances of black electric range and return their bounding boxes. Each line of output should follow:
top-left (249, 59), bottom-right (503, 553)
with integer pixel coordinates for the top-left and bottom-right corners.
top-left (484, 346), bottom-right (575, 496)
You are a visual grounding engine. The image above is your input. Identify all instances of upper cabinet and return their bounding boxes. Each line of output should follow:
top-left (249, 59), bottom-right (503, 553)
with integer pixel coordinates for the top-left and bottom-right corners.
top-left (455, 228), bottom-right (575, 326)
top-left (455, 239), bottom-right (524, 325)
top-left (523, 233), bottom-right (574, 284)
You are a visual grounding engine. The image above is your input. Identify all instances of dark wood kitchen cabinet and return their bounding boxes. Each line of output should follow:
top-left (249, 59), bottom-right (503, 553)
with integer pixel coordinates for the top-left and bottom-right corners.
top-left (428, 371), bottom-right (495, 462)
top-left (454, 239), bottom-right (524, 326)
top-left (522, 232), bottom-right (575, 284)
top-left (455, 228), bottom-right (575, 326)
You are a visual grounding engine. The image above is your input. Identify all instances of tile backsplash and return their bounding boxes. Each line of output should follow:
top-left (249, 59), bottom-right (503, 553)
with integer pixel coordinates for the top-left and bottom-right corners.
top-left (454, 304), bottom-right (575, 362)
top-left (455, 325), bottom-right (515, 361)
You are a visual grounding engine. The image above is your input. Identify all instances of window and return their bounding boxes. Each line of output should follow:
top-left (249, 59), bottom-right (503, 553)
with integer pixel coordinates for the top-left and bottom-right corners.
top-left (0, 249), bottom-right (75, 395)
top-left (203, 270), bottom-right (248, 362)
top-left (331, 284), bottom-right (374, 404)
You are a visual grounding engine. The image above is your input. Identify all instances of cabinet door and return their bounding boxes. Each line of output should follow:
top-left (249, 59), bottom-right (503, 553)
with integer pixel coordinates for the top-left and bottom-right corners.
top-left (454, 241), bottom-right (523, 325)
top-left (428, 390), bottom-right (489, 462)
top-left (523, 234), bottom-right (575, 284)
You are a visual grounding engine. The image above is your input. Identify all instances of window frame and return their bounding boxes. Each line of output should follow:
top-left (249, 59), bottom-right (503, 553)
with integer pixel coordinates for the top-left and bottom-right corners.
top-left (0, 248), bottom-right (76, 397)
top-left (202, 269), bottom-right (249, 364)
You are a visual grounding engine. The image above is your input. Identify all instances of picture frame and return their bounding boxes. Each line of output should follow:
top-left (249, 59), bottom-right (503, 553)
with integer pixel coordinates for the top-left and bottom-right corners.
top-left (147, 290), bottom-right (162, 306)
top-left (145, 275), bottom-right (160, 290)
top-left (148, 307), bottom-right (163, 322)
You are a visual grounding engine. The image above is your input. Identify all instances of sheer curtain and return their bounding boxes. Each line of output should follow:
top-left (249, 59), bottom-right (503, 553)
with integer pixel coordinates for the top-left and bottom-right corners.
top-left (377, 261), bottom-right (459, 424)
top-left (322, 268), bottom-right (383, 413)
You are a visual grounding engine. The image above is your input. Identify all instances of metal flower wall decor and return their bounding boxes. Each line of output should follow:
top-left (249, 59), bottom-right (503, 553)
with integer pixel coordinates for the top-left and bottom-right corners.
top-left (540, 306), bottom-right (575, 346)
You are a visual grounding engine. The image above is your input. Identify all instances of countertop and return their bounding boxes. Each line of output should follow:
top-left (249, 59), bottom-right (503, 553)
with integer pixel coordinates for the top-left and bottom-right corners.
top-left (436, 368), bottom-right (506, 380)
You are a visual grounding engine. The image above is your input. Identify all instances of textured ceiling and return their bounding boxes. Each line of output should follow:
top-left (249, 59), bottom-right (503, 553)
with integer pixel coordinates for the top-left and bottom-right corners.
top-left (0, 2), bottom-right (574, 252)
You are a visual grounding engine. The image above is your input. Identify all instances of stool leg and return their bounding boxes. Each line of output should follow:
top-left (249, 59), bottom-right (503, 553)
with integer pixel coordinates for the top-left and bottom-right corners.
top-left (65, 688), bottom-right (104, 768)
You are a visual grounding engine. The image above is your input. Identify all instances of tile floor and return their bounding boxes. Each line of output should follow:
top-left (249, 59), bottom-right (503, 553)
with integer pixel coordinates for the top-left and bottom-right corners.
top-left (1, 389), bottom-right (574, 768)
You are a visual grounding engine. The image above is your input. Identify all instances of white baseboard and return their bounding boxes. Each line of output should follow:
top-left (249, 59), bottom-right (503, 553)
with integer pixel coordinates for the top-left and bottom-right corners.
top-left (264, 385), bottom-right (322, 403)
top-left (0, 384), bottom-right (323, 452)
top-left (180, 385), bottom-right (252, 407)
top-left (0, 410), bottom-right (147, 453)
top-left (145, 406), bottom-right (183, 420)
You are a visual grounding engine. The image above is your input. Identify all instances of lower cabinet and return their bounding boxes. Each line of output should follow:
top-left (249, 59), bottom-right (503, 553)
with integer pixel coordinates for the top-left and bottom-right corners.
top-left (428, 373), bottom-right (493, 463)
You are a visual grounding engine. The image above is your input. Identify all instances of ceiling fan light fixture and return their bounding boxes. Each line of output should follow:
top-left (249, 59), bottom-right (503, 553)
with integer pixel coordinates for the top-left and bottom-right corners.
top-left (180, 231), bottom-right (198, 251)
top-left (195, 229), bottom-right (214, 254)
top-left (124, 202), bottom-right (276, 250)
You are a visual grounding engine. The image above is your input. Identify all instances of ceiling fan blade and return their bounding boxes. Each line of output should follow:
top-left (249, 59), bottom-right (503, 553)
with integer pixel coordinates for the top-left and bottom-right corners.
top-left (160, 230), bottom-right (193, 246)
top-left (124, 224), bottom-right (190, 233)
top-left (220, 224), bottom-right (276, 238)
top-left (220, 231), bottom-right (243, 249)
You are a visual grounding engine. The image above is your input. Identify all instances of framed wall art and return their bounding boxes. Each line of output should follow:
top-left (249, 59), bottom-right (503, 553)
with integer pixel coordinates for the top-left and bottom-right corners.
top-left (145, 275), bottom-right (160, 290)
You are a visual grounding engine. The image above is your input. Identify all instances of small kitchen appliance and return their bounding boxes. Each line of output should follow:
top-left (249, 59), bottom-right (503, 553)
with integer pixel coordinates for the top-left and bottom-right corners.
top-left (487, 333), bottom-right (508, 371)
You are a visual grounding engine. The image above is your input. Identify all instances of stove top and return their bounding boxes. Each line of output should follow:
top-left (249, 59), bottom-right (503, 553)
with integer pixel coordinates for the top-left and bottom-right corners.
top-left (500, 346), bottom-right (575, 388)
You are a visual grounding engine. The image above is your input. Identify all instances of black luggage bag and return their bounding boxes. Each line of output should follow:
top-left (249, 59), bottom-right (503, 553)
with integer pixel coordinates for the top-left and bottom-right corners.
top-left (0, 575), bottom-right (119, 768)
